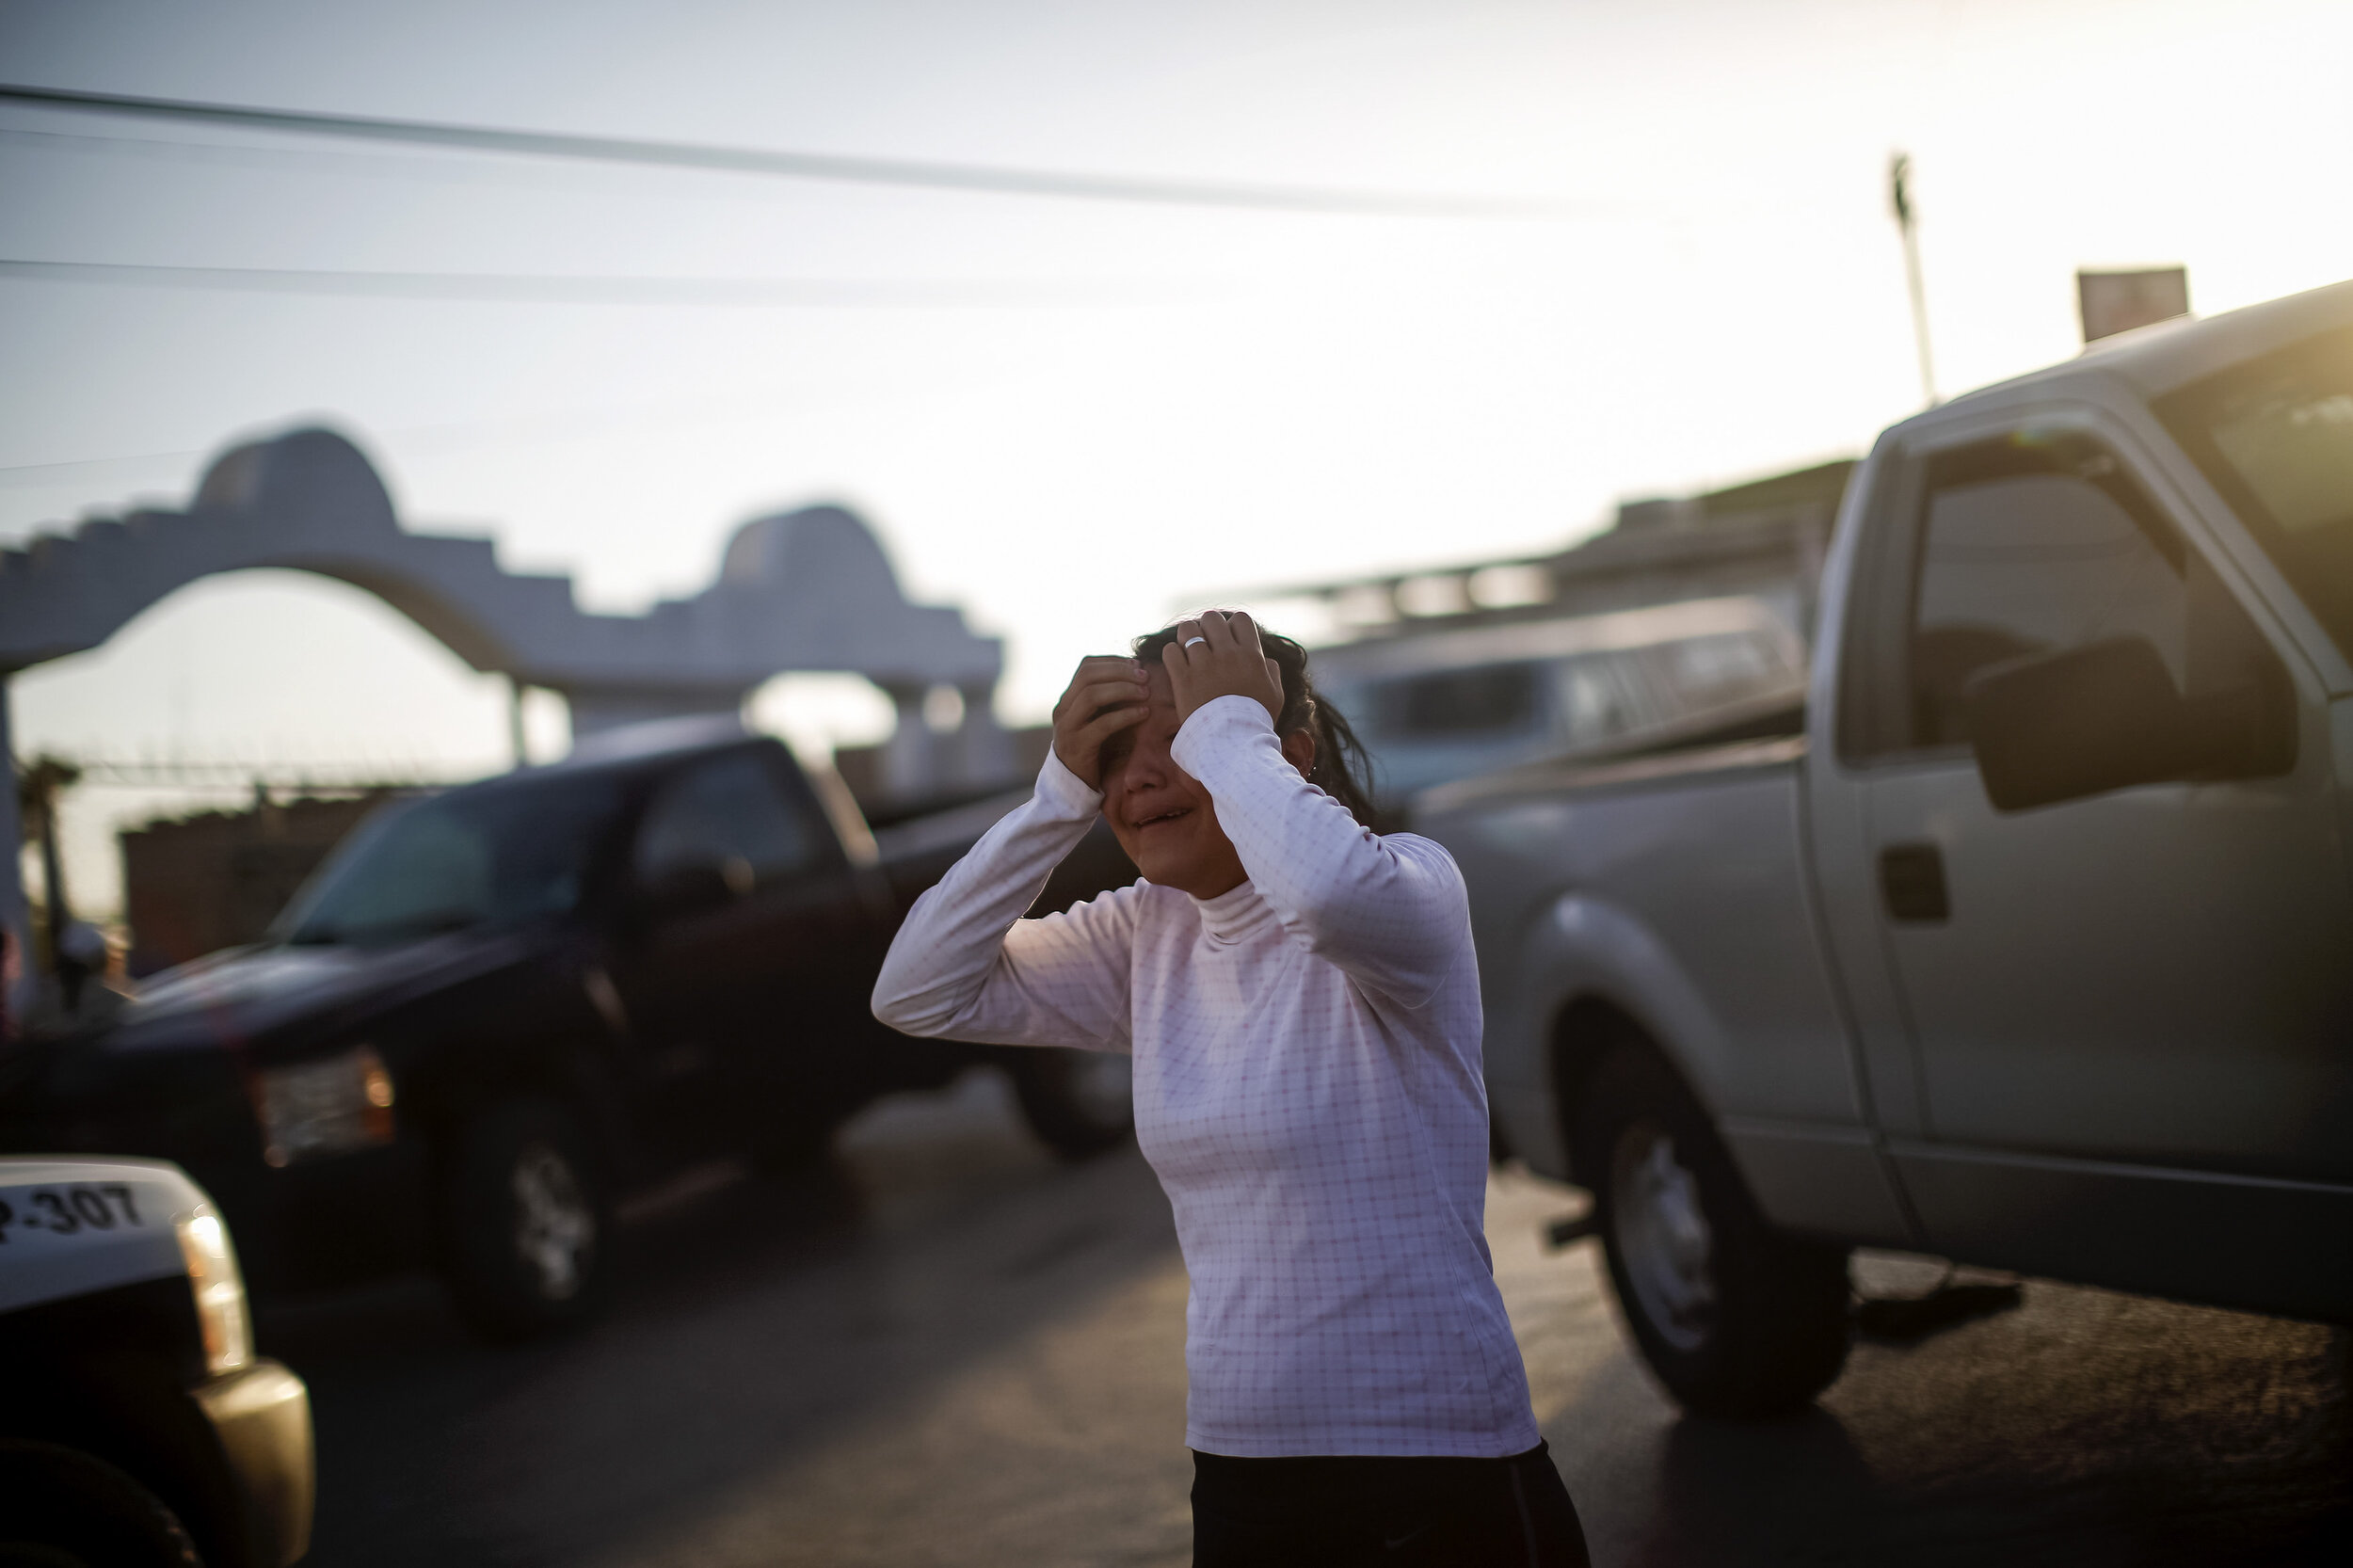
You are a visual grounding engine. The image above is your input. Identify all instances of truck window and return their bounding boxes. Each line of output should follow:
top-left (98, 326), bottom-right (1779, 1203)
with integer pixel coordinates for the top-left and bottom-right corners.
top-left (280, 775), bottom-right (623, 945)
top-left (636, 751), bottom-right (823, 891)
top-left (1907, 436), bottom-right (2188, 748)
top-left (2155, 324), bottom-right (2353, 662)
top-left (1643, 630), bottom-right (1796, 711)
top-left (1553, 652), bottom-right (1644, 744)
top-left (1367, 662), bottom-right (1543, 738)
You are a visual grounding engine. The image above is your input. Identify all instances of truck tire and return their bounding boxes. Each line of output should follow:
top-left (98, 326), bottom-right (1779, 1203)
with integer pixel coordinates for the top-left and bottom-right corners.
top-left (1577, 1046), bottom-right (1851, 1416)
top-left (0, 1441), bottom-right (200, 1568)
top-left (1010, 1049), bottom-right (1135, 1162)
top-left (439, 1096), bottom-right (615, 1342)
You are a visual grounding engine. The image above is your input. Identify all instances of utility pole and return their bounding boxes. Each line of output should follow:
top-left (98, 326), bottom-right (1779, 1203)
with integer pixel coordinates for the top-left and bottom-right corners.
top-left (508, 676), bottom-right (530, 769)
top-left (18, 754), bottom-right (82, 1010)
top-left (0, 682), bottom-right (24, 1040)
top-left (1890, 152), bottom-right (1938, 407)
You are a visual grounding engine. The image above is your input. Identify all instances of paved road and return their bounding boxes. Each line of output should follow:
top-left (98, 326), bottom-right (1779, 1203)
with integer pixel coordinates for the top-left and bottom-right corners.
top-left (264, 1071), bottom-right (2350, 1567)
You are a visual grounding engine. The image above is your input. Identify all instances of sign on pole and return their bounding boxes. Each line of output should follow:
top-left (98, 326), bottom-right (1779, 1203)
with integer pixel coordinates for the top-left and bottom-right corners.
top-left (2078, 268), bottom-right (2190, 344)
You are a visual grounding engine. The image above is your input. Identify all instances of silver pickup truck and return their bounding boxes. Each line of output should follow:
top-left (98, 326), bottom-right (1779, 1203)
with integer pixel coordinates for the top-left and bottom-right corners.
top-left (1419, 279), bottom-right (2353, 1416)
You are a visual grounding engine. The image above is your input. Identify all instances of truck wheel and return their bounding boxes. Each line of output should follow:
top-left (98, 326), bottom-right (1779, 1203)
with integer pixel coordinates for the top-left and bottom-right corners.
top-left (1010, 1049), bottom-right (1135, 1162)
top-left (0, 1441), bottom-right (200, 1568)
top-left (1577, 1047), bottom-right (1851, 1416)
top-left (440, 1096), bottom-right (614, 1342)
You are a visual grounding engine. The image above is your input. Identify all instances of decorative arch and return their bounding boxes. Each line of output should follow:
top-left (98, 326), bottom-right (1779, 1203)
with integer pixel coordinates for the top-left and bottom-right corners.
top-left (0, 423), bottom-right (1011, 977)
top-left (0, 424), bottom-right (1004, 729)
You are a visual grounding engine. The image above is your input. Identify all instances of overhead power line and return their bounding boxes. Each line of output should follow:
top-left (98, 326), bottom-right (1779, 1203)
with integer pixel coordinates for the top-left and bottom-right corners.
top-left (0, 359), bottom-right (1110, 484)
top-left (0, 256), bottom-right (1202, 307)
top-left (0, 123), bottom-right (607, 188)
top-left (0, 445), bottom-right (202, 484)
top-left (0, 81), bottom-right (1589, 220)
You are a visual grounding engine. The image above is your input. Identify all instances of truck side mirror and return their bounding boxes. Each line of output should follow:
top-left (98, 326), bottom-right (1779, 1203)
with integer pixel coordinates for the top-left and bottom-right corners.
top-left (1962, 636), bottom-right (2289, 812)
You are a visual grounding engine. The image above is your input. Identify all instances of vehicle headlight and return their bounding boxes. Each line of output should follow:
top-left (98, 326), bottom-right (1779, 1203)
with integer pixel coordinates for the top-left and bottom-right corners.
top-left (255, 1044), bottom-right (397, 1167)
top-left (175, 1206), bottom-right (253, 1377)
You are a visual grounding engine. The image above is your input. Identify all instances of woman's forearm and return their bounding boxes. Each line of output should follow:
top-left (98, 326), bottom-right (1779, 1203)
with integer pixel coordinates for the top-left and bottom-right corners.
top-left (871, 754), bottom-right (1136, 1048)
top-left (1173, 696), bottom-right (1466, 1005)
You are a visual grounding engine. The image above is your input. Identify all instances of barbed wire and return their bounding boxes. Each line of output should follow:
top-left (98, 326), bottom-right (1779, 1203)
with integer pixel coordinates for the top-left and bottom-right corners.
top-left (34, 757), bottom-right (476, 790)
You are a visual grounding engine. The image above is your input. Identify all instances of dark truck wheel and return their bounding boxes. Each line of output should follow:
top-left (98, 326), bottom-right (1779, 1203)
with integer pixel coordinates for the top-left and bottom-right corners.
top-left (1577, 1046), bottom-right (1851, 1416)
top-left (1010, 1048), bottom-right (1135, 1161)
top-left (440, 1096), bottom-right (614, 1342)
top-left (0, 1441), bottom-right (200, 1568)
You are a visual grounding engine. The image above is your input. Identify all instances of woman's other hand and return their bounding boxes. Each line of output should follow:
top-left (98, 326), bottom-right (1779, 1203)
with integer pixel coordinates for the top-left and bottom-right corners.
top-left (1163, 611), bottom-right (1284, 728)
top-left (1050, 655), bottom-right (1149, 791)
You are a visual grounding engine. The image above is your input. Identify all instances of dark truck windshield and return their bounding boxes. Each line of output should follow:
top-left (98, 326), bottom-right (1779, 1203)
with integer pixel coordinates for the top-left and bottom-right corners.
top-left (2156, 324), bottom-right (2353, 659)
top-left (278, 774), bottom-right (624, 945)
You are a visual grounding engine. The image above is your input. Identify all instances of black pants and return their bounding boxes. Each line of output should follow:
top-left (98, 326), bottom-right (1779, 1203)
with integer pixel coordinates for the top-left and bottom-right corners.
top-left (1191, 1441), bottom-right (1590, 1568)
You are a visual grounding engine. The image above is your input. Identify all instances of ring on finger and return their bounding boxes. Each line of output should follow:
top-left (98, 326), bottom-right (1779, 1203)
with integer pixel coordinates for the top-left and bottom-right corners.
top-left (1183, 636), bottom-right (1208, 648)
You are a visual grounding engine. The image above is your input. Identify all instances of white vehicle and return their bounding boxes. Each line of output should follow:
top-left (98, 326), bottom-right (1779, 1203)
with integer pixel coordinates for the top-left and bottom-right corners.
top-left (1315, 595), bottom-right (1807, 812)
top-left (1421, 279), bottom-right (2353, 1415)
top-left (0, 1157), bottom-right (313, 1566)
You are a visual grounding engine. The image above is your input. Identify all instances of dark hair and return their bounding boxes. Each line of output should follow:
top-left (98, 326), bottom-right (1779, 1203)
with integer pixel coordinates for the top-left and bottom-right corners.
top-left (1133, 617), bottom-right (1380, 829)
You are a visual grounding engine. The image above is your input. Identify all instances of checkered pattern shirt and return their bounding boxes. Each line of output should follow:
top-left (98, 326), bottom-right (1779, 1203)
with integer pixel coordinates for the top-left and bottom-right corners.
top-left (872, 696), bottom-right (1541, 1458)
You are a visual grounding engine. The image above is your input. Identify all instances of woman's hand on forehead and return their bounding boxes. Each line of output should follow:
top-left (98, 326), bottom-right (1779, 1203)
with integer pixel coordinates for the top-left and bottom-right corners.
top-left (1050, 654), bottom-right (1150, 790)
top-left (1163, 611), bottom-right (1285, 728)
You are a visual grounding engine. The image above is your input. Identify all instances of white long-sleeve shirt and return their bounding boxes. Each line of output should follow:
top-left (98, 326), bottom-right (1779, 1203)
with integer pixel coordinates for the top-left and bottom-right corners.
top-left (872, 695), bottom-right (1541, 1458)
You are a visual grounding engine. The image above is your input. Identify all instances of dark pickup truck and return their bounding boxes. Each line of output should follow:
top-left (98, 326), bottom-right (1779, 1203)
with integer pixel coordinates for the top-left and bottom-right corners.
top-left (0, 720), bottom-right (1134, 1339)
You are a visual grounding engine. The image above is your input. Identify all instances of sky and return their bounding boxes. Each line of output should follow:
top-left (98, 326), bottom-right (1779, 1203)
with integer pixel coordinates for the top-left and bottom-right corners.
top-left (3, 0), bottom-right (2349, 914)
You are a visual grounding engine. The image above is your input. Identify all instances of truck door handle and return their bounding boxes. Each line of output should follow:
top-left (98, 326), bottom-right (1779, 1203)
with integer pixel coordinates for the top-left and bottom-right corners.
top-left (1879, 843), bottom-right (1950, 923)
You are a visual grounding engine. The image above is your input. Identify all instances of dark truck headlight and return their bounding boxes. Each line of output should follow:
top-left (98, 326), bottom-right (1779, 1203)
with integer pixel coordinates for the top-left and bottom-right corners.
top-left (255, 1045), bottom-right (397, 1168)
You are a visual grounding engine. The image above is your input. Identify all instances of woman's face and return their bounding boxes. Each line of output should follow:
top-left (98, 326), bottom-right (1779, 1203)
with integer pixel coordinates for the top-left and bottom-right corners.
top-left (1097, 663), bottom-right (1312, 898)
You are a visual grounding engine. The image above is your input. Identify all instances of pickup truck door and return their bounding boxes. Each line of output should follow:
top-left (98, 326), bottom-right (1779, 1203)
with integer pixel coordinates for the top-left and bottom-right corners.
top-left (611, 746), bottom-right (885, 1160)
top-left (1839, 411), bottom-right (2353, 1317)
